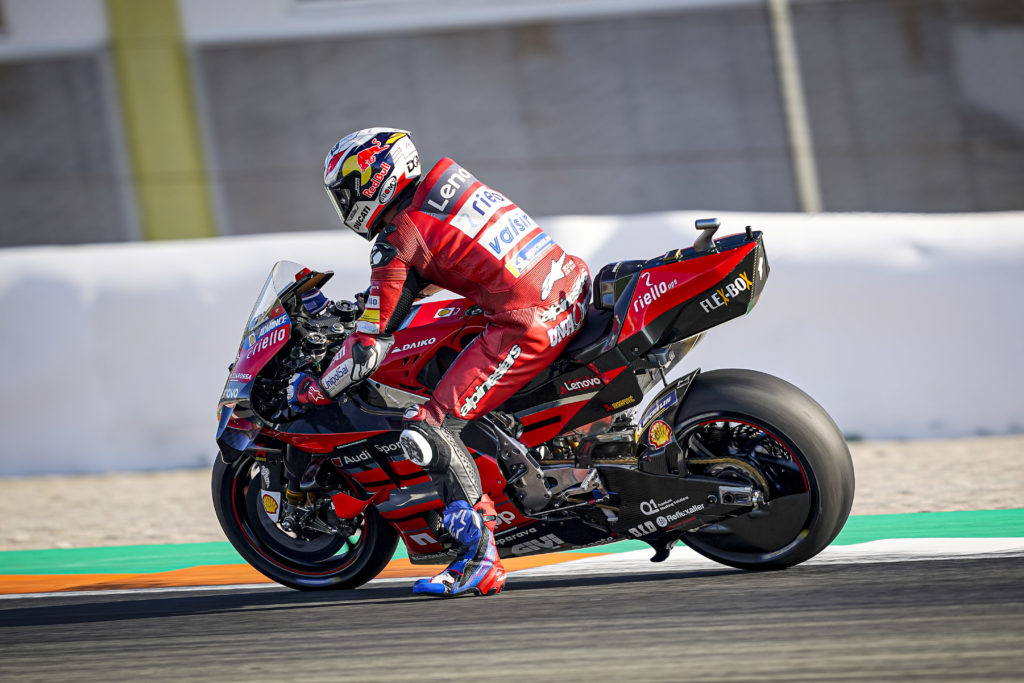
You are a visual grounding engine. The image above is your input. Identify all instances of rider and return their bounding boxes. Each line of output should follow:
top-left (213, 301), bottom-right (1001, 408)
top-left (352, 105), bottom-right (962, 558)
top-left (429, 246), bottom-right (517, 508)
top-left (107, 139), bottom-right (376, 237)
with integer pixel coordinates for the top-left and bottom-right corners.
top-left (287, 128), bottom-right (590, 597)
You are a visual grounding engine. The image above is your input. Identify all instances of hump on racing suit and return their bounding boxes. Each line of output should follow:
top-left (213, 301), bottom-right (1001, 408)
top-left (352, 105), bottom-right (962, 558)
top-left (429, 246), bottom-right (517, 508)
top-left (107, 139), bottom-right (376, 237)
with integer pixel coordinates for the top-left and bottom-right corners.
top-left (365, 158), bottom-right (582, 323)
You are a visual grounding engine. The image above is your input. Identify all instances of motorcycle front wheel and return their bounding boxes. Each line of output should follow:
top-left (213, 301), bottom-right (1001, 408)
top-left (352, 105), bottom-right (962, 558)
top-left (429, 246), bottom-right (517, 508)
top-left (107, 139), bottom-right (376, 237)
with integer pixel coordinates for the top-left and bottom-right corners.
top-left (675, 369), bottom-right (855, 570)
top-left (212, 453), bottom-right (398, 590)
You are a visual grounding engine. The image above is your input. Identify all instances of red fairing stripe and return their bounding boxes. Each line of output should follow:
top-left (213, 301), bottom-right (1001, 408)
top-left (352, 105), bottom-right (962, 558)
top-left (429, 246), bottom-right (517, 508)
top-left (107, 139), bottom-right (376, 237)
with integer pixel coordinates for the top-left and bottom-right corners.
top-left (265, 430), bottom-right (389, 454)
top-left (517, 399), bottom-right (590, 448)
top-left (377, 497), bottom-right (446, 520)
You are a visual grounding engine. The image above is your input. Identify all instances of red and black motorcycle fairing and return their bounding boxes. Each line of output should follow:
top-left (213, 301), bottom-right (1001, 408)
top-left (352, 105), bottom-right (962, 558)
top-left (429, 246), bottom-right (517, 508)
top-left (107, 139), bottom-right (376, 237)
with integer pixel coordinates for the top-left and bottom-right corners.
top-left (216, 225), bottom-right (780, 569)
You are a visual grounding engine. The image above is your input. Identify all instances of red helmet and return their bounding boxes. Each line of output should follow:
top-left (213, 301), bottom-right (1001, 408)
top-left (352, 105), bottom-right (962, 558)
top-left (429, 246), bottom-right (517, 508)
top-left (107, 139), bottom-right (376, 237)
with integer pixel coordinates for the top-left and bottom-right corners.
top-left (323, 128), bottom-right (421, 240)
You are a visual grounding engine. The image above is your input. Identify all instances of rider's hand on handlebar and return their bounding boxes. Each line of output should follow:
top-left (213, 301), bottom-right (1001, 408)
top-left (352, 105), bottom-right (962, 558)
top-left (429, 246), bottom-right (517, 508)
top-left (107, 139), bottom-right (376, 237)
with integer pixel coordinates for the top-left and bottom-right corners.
top-left (301, 288), bottom-right (331, 315)
top-left (286, 372), bottom-right (332, 411)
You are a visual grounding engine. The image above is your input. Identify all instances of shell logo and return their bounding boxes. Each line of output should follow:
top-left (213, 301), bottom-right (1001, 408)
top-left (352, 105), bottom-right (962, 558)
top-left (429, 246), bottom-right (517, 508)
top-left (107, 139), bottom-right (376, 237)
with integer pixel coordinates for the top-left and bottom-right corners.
top-left (262, 493), bottom-right (279, 515)
top-left (648, 420), bottom-right (672, 448)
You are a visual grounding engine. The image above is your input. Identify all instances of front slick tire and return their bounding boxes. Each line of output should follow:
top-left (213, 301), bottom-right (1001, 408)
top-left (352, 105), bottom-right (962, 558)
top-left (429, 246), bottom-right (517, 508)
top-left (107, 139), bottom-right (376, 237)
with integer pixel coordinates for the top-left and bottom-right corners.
top-left (676, 369), bottom-right (855, 570)
top-left (212, 453), bottom-right (398, 591)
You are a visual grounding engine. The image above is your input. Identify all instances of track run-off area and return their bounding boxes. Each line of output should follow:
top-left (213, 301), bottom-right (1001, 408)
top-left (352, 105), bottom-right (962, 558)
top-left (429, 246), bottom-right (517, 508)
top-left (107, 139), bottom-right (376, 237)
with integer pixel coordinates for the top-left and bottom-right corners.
top-left (0, 509), bottom-right (1022, 680)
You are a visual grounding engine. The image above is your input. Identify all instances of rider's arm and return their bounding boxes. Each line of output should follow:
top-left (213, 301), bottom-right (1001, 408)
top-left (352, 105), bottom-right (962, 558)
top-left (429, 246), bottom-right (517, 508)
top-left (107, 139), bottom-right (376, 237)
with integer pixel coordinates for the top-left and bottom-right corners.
top-left (361, 236), bottom-right (432, 336)
top-left (309, 241), bottom-right (421, 399)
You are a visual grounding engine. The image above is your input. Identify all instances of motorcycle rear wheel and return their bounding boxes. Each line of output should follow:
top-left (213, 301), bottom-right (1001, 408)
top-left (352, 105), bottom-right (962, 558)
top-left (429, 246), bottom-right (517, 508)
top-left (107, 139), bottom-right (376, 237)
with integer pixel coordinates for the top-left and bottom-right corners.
top-left (212, 453), bottom-right (398, 590)
top-left (675, 369), bottom-right (855, 570)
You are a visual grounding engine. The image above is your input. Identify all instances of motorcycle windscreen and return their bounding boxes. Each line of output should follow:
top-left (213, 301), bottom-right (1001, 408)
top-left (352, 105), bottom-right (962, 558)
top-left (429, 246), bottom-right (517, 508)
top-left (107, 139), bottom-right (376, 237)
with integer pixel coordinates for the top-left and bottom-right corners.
top-left (218, 260), bottom-right (309, 407)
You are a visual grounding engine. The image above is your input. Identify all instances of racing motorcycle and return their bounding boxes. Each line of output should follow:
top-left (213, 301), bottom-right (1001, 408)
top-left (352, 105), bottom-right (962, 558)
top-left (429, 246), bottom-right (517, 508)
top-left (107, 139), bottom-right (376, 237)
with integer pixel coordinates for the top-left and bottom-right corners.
top-left (213, 218), bottom-right (855, 590)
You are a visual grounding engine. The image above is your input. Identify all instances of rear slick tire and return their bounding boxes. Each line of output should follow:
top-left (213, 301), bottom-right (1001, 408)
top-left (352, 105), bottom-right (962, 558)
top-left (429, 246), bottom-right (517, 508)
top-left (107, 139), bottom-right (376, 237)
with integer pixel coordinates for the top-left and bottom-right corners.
top-left (675, 369), bottom-right (855, 570)
top-left (212, 453), bottom-right (398, 591)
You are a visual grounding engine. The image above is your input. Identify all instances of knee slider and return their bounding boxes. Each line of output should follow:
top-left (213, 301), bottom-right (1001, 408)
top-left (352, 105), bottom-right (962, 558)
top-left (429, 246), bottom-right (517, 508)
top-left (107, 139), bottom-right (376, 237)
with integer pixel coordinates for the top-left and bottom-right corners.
top-left (399, 427), bottom-right (434, 467)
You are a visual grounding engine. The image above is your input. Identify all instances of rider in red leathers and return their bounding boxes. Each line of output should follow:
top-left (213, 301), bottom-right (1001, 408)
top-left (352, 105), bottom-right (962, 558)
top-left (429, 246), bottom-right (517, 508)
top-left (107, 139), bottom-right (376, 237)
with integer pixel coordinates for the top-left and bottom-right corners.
top-left (286, 128), bottom-right (590, 597)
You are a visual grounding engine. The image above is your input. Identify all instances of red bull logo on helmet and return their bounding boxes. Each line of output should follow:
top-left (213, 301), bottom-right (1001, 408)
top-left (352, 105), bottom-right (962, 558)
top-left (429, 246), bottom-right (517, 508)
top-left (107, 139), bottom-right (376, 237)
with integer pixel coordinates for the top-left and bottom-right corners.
top-left (356, 139), bottom-right (388, 171)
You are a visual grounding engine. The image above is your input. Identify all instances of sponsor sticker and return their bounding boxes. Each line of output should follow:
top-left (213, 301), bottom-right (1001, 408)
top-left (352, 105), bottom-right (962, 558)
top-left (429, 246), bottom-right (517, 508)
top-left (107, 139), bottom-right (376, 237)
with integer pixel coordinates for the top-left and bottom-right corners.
top-left (540, 252), bottom-right (567, 299)
top-left (632, 271), bottom-right (679, 315)
top-left (479, 207), bottom-right (538, 259)
top-left (255, 314), bottom-right (289, 339)
top-left (451, 186), bottom-right (513, 237)
top-left (539, 269), bottom-right (587, 323)
top-left (321, 360), bottom-right (352, 391)
top-left (510, 533), bottom-right (564, 555)
top-left (699, 272), bottom-right (754, 313)
top-left (361, 162), bottom-right (392, 199)
top-left (505, 233), bottom-right (554, 277)
top-left (261, 490), bottom-right (281, 522)
top-left (244, 327), bottom-right (287, 360)
top-left (559, 374), bottom-right (603, 395)
top-left (648, 420), bottom-right (672, 448)
top-left (423, 166), bottom-right (475, 215)
top-left (656, 504), bottom-right (705, 528)
top-left (379, 175), bottom-right (398, 204)
top-left (434, 306), bottom-right (461, 318)
top-left (603, 395), bottom-right (636, 412)
top-left (459, 345), bottom-right (521, 417)
top-left (334, 450), bottom-right (373, 467)
top-left (639, 391), bottom-right (677, 431)
top-left (546, 300), bottom-right (586, 347)
top-left (390, 337), bottom-right (437, 355)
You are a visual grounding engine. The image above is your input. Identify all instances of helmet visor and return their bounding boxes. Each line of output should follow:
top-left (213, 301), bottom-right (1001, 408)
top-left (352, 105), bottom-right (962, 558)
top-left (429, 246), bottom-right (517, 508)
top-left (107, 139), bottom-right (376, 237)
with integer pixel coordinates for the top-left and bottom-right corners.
top-left (325, 185), bottom-right (351, 223)
top-left (325, 184), bottom-right (369, 237)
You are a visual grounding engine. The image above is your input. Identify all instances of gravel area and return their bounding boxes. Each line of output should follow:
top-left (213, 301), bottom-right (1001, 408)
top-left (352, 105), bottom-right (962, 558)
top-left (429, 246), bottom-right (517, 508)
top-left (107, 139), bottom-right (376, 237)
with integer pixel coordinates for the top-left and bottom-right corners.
top-left (1, 436), bottom-right (1021, 551)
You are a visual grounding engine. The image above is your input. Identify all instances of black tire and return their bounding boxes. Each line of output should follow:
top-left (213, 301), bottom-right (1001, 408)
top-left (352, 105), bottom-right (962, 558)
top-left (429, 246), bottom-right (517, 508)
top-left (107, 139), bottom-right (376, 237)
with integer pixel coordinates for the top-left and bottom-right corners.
top-left (675, 369), bottom-right (855, 570)
top-left (212, 453), bottom-right (398, 590)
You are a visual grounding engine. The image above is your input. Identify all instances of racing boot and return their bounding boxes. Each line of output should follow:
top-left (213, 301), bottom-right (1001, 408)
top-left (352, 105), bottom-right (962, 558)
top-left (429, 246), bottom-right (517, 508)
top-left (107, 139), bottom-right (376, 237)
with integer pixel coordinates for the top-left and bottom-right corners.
top-left (412, 495), bottom-right (506, 597)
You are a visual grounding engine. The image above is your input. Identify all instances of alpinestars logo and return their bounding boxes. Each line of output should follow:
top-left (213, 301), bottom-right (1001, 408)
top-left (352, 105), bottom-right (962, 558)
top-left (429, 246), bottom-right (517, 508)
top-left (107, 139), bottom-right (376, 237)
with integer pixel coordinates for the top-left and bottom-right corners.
top-left (540, 252), bottom-right (567, 299)
top-left (459, 345), bottom-right (521, 417)
top-left (539, 270), bottom-right (587, 323)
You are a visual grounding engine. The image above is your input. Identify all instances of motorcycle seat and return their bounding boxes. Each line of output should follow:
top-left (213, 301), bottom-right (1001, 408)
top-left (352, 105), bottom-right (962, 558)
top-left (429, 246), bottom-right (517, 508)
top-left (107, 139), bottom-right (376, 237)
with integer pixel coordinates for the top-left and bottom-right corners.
top-left (562, 304), bottom-right (614, 365)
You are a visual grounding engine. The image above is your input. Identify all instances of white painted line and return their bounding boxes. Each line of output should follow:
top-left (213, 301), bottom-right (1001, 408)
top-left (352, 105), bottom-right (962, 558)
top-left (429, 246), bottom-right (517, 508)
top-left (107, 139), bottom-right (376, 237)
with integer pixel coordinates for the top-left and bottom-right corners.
top-left (508, 538), bottom-right (1024, 578)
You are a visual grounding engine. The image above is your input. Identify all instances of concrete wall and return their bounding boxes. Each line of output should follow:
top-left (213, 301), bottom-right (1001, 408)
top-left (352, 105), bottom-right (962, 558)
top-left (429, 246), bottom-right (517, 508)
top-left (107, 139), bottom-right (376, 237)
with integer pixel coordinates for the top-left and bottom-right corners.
top-left (0, 51), bottom-right (138, 246)
top-left (2, 0), bottom-right (1023, 247)
top-left (1, 210), bottom-right (1022, 476)
top-left (193, 0), bottom-right (1024, 238)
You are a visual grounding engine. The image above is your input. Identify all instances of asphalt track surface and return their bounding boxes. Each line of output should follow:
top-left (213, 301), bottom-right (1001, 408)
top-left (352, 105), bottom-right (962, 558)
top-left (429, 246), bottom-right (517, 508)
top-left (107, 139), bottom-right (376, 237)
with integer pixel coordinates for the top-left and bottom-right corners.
top-left (1, 557), bottom-right (1022, 682)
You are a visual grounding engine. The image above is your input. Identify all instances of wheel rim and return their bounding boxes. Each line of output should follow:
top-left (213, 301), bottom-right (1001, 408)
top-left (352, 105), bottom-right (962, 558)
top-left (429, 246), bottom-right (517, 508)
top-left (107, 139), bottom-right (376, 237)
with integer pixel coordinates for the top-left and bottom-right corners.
top-left (228, 458), bottom-right (371, 578)
top-left (677, 417), bottom-right (816, 563)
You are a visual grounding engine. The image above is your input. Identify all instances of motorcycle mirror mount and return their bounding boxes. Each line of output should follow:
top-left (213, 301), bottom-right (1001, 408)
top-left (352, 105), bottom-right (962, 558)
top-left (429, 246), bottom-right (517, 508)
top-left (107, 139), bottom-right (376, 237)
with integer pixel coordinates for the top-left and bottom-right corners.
top-left (694, 217), bottom-right (721, 255)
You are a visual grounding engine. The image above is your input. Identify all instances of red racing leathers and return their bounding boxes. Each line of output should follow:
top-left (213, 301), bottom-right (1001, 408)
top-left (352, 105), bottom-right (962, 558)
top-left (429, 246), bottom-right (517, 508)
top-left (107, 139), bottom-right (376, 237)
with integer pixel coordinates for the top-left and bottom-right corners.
top-left (357, 158), bottom-right (590, 426)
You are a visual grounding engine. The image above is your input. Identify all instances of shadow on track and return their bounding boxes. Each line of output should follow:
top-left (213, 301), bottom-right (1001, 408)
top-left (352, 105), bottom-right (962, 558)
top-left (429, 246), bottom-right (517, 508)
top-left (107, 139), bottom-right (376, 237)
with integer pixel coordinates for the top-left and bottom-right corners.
top-left (0, 567), bottom-right (741, 628)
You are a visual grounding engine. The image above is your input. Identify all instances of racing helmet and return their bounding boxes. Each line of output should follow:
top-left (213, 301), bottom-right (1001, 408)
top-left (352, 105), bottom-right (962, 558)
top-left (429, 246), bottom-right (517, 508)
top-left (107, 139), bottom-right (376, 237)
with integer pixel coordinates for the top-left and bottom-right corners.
top-left (323, 128), bottom-right (421, 240)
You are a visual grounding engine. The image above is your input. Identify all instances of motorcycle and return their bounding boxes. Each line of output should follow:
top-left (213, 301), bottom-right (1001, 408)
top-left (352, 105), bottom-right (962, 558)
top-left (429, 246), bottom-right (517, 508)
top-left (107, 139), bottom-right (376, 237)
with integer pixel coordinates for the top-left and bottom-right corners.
top-left (213, 218), bottom-right (855, 590)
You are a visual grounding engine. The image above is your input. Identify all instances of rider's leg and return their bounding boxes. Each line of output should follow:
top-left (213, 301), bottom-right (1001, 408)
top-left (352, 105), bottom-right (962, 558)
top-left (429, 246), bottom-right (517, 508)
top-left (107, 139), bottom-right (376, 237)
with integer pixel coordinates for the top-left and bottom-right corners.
top-left (401, 265), bottom-right (590, 596)
top-left (399, 313), bottom-right (562, 597)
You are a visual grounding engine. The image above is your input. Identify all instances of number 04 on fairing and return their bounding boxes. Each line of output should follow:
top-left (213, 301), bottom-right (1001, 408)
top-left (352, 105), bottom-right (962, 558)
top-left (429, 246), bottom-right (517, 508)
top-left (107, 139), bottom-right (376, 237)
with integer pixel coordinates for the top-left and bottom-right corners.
top-left (212, 218), bottom-right (855, 590)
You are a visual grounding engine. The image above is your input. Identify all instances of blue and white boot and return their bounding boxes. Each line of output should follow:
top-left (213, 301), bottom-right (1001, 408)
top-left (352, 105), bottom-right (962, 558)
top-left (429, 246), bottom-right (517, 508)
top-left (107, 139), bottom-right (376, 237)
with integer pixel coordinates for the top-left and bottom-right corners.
top-left (413, 499), bottom-right (506, 597)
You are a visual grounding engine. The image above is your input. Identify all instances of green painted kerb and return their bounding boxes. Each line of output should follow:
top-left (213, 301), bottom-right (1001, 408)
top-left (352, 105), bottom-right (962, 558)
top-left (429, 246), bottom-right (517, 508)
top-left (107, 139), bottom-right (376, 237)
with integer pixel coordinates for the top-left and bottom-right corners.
top-left (1, 509), bottom-right (1021, 577)
top-left (107, 0), bottom-right (216, 240)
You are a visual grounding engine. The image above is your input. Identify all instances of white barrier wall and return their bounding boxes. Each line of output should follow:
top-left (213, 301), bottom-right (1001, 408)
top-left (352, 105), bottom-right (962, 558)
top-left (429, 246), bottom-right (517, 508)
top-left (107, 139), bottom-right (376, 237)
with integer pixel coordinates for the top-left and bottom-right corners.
top-left (1, 211), bottom-right (1022, 476)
